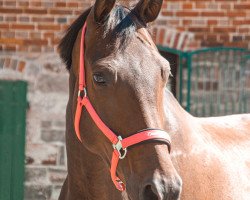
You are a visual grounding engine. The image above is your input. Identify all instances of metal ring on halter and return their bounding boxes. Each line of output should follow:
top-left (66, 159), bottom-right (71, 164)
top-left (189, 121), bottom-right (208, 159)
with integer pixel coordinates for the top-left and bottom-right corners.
top-left (78, 88), bottom-right (87, 98)
top-left (112, 136), bottom-right (127, 159)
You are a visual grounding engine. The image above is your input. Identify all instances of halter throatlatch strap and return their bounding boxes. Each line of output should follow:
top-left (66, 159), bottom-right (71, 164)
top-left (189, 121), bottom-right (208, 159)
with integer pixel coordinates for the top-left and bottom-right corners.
top-left (74, 22), bottom-right (172, 191)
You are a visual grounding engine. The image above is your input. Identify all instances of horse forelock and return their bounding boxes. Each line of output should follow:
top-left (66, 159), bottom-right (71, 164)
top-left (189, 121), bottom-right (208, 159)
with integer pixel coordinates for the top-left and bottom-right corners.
top-left (58, 5), bottom-right (152, 71)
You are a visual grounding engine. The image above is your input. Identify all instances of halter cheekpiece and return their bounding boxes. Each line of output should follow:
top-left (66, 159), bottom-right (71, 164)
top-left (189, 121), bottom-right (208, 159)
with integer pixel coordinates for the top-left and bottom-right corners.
top-left (74, 22), bottom-right (172, 191)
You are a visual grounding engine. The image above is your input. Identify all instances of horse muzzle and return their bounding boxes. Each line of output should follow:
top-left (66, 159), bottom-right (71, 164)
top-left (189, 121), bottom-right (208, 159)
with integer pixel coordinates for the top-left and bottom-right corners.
top-left (140, 175), bottom-right (182, 200)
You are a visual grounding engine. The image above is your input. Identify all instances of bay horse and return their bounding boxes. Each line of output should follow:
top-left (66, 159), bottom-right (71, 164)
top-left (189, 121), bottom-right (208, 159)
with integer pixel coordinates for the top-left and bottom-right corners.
top-left (58, 0), bottom-right (250, 199)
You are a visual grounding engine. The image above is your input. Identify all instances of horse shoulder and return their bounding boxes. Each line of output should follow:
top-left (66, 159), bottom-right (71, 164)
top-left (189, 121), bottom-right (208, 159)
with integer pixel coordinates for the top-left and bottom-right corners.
top-left (172, 114), bottom-right (250, 200)
top-left (199, 113), bottom-right (250, 147)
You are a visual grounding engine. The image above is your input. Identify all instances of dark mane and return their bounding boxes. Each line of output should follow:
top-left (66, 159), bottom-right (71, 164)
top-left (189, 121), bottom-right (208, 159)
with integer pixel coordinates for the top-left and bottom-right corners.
top-left (58, 7), bottom-right (91, 70)
top-left (58, 6), bottom-right (137, 71)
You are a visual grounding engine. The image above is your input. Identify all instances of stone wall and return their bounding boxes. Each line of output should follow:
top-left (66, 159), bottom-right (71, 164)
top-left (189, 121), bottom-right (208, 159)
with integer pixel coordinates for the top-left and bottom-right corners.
top-left (0, 52), bottom-right (68, 200)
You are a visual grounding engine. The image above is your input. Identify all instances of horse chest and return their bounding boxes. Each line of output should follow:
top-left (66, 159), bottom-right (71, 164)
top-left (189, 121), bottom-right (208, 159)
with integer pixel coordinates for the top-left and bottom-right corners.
top-left (171, 141), bottom-right (250, 200)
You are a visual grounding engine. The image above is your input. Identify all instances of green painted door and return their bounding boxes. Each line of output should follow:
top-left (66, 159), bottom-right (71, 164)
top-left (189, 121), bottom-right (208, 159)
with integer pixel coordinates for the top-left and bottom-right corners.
top-left (0, 80), bottom-right (27, 200)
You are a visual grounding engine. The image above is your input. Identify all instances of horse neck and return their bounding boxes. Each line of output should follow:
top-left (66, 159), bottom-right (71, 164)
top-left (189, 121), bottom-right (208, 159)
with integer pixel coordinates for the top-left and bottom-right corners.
top-left (163, 89), bottom-right (198, 152)
top-left (163, 89), bottom-right (194, 134)
top-left (65, 71), bottom-right (124, 199)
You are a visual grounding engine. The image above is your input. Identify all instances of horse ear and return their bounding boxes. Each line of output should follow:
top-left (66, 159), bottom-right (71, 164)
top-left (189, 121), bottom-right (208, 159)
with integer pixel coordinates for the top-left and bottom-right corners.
top-left (93, 0), bottom-right (116, 23)
top-left (134, 0), bottom-right (163, 24)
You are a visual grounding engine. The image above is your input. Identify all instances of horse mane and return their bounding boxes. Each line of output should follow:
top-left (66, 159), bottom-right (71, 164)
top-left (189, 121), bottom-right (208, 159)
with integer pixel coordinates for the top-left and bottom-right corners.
top-left (58, 6), bottom-right (137, 71)
top-left (58, 7), bottom-right (91, 70)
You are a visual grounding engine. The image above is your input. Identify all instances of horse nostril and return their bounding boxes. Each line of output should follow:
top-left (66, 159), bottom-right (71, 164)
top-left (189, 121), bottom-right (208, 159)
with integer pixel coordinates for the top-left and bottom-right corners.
top-left (142, 184), bottom-right (159, 200)
top-left (141, 177), bottom-right (182, 200)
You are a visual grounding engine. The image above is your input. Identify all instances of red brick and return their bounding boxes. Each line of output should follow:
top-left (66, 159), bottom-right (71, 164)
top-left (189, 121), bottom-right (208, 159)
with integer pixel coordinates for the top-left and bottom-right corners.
top-left (224, 42), bottom-right (248, 48)
top-left (206, 34), bottom-right (217, 41)
top-left (183, 3), bottom-right (193, 9)
top-left (51, 38), bottom-right (61, 45)
top-left (221, 4), bottom-right (231, 9)
top-left (161, 11), bottom-right (174, 16)
top-left (234, 4), bottom-right (250, 9)
top-left (55, 2), bottom-right (66, 7)
top-left (227, 11), bottom-right (246, 17)
top-left (37, 25), bottom-right (61, 31)
top-left (158, 29), bottom-right (165, 44)
top-left (213, 27), bottom-right (236, 33)
top-left (4, 1), bottom-right (16, 6)
top-left (0, 8), bottom-right (23, 13)
top-left (4, 45), bottom-right (16, 51)
top-left (0, 24), bottom-right (10, 29)
top-left (207, 20), bottom-right (218, 26)
top-left (176, 11), bottom-right (199, 17)
top-left (167, 19), bottom-right (180, 26)
top-left (18, 46), bottom-right (29, 51)
top-left (67, 2), bottom-right (78, 8)
top-left (30, 1), bottom-right (42, 7)
top-left (188, 27), bottom-right (210, 32)
top-left (49, 9), bottom-right (72, 15)
top-left (23, 39), bottom-right (48, 45)
top-left (183, 20), bottom-right (192, 25)
top-left (30, 32), bottom-right (42, 39)
top-left (18, 61), bottom-right (26, 72)
top-left (24, 8), bottom-right (47, 14)
top-left (195, 3), bottom-right (206, 9)
top-left (0, 38), bottom-right (23, 45)
top-left (44, 32), bottom-right (54, 39)
top-left (239, 28), bottom-right (249, 33)
top-left (61, 25), bottom-right (70, 30)
top-left (11, 24), bottom-right (35, 30)
top-left (201, 40), bottom-right (223, 47)
top-left (42, 159), bottom-right (56, 165)
top-left (219, 35), bottom-right (230, 42)
top-left (200, 11), bottom-right (225, 17)
top-left (195, 33), bottom-right (205, 40)
top-left (233, 20), bottom-right (250, 25)
top-left (74, 10), bottom-right (84, 15)
top-left (18, 1), bottom-right (29, 7)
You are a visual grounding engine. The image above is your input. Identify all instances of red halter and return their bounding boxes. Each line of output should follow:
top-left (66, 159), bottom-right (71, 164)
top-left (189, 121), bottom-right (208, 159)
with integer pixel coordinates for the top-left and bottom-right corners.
top-left (74, 22), bottom-right (171, 191)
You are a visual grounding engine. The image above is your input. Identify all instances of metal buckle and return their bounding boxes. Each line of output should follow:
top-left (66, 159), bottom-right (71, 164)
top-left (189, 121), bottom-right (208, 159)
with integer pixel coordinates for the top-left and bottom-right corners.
top-left (78, 88), bottom-right (87, 98)
top-left (112, 136), bottom-right (127, 159)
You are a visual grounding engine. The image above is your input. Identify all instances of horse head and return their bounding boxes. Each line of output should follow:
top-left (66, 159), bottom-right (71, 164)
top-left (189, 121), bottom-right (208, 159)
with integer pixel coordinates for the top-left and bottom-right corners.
top-left (59, 1), bottom-right (182, 199)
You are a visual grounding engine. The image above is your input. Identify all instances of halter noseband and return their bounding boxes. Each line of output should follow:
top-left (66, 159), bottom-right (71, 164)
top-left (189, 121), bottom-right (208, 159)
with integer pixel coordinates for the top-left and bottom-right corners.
top-left (74, 22), bottom-right (171, 191)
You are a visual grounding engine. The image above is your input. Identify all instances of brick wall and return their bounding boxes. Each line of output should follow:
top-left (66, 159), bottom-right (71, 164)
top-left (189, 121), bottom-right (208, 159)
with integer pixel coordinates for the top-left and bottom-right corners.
top-left (158, 0), bottom-right (250, 49)
top-left (0, 0), bottom-right (249, 52)
top-left (0, 0), bottom-right (93, 52)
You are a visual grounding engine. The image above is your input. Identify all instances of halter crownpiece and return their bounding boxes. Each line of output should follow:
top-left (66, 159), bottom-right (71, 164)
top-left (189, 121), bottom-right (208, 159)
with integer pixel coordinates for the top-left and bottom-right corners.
top-left (74, 22), bottom-right (172, 191)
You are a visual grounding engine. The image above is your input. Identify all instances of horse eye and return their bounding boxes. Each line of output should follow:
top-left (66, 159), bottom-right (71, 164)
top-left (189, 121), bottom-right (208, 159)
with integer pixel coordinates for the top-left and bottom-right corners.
top-left (93, 73), bottom-right (106, 84)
